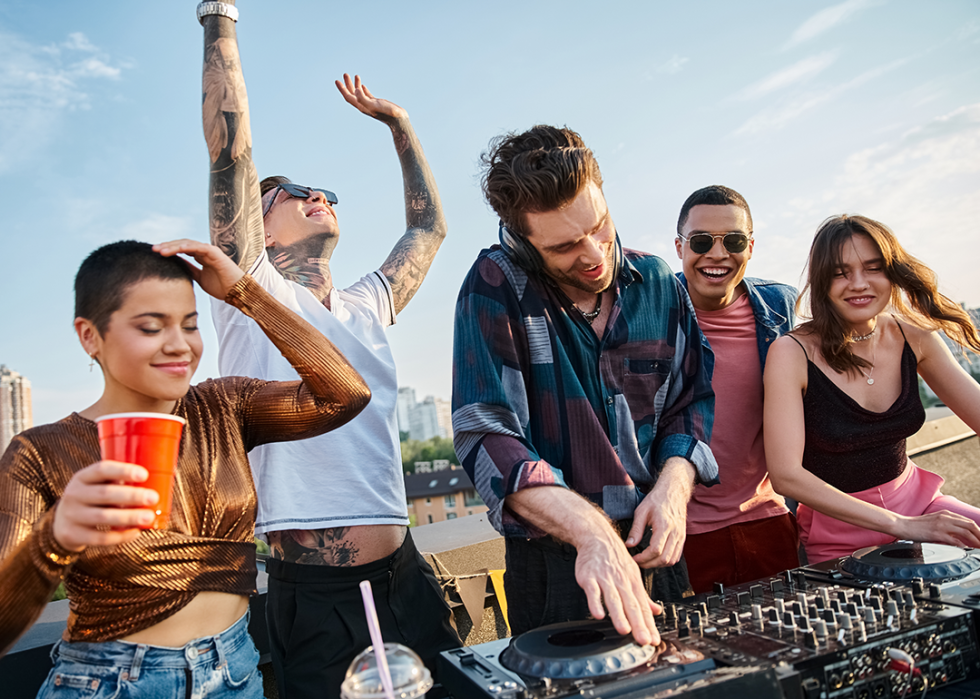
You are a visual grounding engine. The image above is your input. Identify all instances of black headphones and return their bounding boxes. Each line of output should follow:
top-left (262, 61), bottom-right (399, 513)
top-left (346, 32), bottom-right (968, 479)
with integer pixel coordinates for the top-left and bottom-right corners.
top-left (498, 221), bottom-right (624, 282)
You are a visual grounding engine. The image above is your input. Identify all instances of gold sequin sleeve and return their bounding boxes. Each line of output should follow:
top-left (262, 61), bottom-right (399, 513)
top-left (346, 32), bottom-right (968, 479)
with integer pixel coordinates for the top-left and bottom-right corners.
top-left (223, 274), bottom-right (372, 446)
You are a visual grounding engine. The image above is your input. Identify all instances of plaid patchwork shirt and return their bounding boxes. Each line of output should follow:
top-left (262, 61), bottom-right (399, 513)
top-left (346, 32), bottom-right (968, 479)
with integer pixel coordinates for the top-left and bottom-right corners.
top-left (452, 245), bottom-right (718, 539)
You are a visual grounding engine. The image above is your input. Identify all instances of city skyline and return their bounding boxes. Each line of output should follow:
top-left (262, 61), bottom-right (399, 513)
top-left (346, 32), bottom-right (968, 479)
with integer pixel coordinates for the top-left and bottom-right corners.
top-left (1, 1), bottom-right (978, 427)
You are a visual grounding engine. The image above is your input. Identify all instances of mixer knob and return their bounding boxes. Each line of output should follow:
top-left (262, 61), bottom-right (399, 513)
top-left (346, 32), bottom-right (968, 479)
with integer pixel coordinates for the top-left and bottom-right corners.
top-left (737, 591), bottom-right (751, 609)
top-left (830, 600), bottom-right (841, 614)
top-left (713, 582), bottom-right (725, 597)
top-left (864, 607), bottom-right (876, 624)
top-left (691, 610), bottom-right (701, 628)
top-left (808, 605), bottom-right (818, 620)
top-left (752, 604), bottom-right (763, 621)
top-left (929, 585), bottom-right (941, 599)
top-left (815, 619), bottom-right (828, 638)
top-left (799, 615), bottom-right (811, 631)
top-left (768, 608), bottom-right (779, 623)
top-left (846, 603), bottom-right (858, 618)
top-left (910, 579), bottom-right (925, 596)
top-left (904, 591), bottom-right (916, 608)
top-left (804, 631), bottom-right (818, 649)
top-left (886, 600), bottom-right (900, 617)
top-left (729, 611), bottom-right (740, 627)
top-left (698, 602), bottom-right (709, 618)
top-left (783, 611), bottom-right (795, 627)
top-left (750, 584), bottom-right (764, 599)
top-left (838, 613), bottom-right (852, 630)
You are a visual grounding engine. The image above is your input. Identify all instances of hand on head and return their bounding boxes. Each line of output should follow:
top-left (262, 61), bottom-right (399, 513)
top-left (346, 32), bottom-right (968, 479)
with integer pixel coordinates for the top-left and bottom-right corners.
top-left (574, 535), bottom-right (662, 647)
top-left (153, 240), bottom-right (245, 300)
top-left (53, 462), bottom-right (159, 552)
top-left (335, 73), bottom-right (407, 124)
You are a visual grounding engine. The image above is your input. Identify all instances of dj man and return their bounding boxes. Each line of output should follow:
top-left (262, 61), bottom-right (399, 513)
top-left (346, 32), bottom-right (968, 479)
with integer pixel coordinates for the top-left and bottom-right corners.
top-left (452, 125), bottom-right (718, 645)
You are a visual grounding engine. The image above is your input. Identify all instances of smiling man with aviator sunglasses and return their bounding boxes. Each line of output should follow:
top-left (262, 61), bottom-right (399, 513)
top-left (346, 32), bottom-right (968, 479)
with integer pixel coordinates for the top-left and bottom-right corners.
top-left (198, 5), bottom-right (458, 698)
top-left (674, 185), bottom-right (802, 594)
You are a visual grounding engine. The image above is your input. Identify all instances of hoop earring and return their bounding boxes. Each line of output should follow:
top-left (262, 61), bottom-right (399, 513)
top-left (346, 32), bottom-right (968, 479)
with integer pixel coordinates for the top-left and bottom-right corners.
top-left (89, 355), bottom-right (95, 372)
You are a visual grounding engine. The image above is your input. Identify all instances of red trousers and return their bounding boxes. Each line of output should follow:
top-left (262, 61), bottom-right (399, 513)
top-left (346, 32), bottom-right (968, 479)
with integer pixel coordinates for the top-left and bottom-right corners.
top-left (683, 513), bottom-right (800, 594)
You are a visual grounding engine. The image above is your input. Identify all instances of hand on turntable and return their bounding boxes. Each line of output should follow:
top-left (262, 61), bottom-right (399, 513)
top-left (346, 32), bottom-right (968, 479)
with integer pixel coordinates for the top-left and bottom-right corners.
top-left (627, 457), bottom-right (695, 569)
top-left (894, 510), bottom-right (980, 549)
top-left (576, 532), bottom-right (663, 647)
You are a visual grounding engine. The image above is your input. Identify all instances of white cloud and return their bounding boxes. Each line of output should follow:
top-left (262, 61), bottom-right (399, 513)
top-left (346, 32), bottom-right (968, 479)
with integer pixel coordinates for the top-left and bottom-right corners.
top-left (734, 58), bottom-right (906, 135)
top-left (656, 55), bottom-right (689, 75)
top-left (0, 30), bottom-right (124, 174)
top-left (739, 52), bottom-right (838, 100)
top-left (120, 214), bottom-right (194, 243)
top-left (776, 103), bottom-right (980, 306)
top-left (783, 0), bottom-right (885, 51)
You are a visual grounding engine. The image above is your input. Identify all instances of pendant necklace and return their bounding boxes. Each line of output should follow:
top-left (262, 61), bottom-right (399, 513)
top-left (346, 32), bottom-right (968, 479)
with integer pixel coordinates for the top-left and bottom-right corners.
top-left (857, 332), bottom-right (878, 385)
top-left (580, 293), bottom-right (602, 325)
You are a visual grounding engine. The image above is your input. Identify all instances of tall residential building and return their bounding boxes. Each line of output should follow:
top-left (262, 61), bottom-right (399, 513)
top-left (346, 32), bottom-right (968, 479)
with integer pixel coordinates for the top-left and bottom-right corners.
top-left (398, 387), bottom-right (454, 442)
top-left (1, 365), bottom-right (32, 452)
top-left (396, 386), bottom-right (416, 436)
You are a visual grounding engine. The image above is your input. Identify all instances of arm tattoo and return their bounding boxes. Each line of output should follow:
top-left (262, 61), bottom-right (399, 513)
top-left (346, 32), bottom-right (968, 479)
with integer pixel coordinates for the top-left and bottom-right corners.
top-left (268, 528), bottom-right (360, 566)
top-left (379, 118), bottom-right (448, 314)
top-left (201, 11), bottom-right (264, 270)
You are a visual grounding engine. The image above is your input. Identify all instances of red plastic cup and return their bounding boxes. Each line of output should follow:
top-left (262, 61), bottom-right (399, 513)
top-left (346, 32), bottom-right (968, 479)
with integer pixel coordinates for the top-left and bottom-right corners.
top-left (95, 412), bottom-right (186, 530)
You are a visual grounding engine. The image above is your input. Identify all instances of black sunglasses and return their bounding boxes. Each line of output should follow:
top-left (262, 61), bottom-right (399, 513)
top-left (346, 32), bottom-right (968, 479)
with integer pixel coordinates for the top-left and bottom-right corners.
top-left (263, 183), bottom-right (339, 218)
top-left (678, 232), bottom-right (752, 254)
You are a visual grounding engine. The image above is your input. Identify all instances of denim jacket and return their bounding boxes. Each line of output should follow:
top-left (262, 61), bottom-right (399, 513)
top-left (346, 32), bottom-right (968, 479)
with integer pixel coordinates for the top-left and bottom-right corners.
top-left (677, 274), bottom-right (798, 373)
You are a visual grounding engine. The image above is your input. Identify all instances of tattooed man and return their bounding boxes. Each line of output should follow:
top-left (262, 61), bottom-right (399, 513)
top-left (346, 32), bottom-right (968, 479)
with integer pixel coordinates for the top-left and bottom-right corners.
top-left (199, 5), bottom-right (458, 698)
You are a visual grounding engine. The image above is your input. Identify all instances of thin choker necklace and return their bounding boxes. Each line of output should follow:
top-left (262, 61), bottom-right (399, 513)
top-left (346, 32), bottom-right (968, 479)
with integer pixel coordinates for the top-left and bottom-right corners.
top-left (850, 324), bottom-right (876, 342)
top-left (580, 293), bottom-right (602, 324)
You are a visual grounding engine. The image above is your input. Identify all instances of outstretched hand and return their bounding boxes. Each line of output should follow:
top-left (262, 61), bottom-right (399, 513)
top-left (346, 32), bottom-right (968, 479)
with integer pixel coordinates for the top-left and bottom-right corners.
top-left (153, 239), bottom-right (245, 300)
top-left (897, 510), bottom-right (980, 549)
top-left (335, 73), bottom-right (407, 124)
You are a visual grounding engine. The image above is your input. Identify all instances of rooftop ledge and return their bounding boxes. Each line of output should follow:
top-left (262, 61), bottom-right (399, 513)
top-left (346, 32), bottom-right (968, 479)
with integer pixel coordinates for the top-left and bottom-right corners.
top-left (2, 412), bottom-right (976, 697)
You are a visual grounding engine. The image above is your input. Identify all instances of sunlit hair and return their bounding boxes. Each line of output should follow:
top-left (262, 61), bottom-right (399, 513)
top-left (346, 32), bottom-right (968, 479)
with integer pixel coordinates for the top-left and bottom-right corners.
top-left (676, 185), bottom-right (753, 236)
top-left (74, 240), bottom-right (193, 334)
top-left (480, 125), bottom-right (603, 237)
top-left (797, 214), bottom-right (980, 374)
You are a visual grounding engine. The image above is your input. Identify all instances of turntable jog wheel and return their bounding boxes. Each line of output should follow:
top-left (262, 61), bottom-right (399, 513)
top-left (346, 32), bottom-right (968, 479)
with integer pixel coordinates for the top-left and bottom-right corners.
top-left (499, 619), bottom-right (658, 680)
top-left (841, 541), bottom-right (980, 583)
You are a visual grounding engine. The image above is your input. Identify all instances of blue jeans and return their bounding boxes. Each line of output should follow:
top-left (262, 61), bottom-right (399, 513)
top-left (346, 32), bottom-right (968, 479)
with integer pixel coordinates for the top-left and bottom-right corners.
top-left (37, 611), bottom-right (263, 699)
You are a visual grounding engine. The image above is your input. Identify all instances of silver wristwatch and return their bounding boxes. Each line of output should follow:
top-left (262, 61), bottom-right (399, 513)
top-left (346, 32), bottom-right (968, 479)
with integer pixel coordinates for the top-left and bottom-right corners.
top-left (197, 2), bottom-right (239, 25)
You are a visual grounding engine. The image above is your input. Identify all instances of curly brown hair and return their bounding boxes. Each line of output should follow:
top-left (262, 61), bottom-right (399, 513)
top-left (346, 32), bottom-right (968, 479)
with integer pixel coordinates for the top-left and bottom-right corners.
top-left (479, 125), bottom-right (603, 236)
top-left (797, 214), bottom-right (980, 374)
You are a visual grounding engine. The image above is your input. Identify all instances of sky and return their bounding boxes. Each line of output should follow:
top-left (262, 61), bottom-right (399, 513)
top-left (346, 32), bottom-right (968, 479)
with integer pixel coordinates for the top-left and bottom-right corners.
top-left (1, 0), bottom-right (978, 427)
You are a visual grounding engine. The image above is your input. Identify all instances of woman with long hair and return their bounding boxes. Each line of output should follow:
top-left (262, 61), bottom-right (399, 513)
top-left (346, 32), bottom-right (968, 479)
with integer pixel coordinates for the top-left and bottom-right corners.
top-left (764, 214), bottom-right (980, 563)
top-left (0, 239), bottom-right (370, 697)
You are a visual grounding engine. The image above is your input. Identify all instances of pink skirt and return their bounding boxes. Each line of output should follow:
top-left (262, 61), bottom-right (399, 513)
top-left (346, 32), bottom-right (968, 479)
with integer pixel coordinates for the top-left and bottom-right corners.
top-left (797, 460), bottom-right (979, 564)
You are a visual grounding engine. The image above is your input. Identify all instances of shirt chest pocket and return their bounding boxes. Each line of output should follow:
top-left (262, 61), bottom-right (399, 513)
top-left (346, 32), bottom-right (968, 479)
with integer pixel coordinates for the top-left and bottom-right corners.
top-left (622, 358), bottom-right (671, 424)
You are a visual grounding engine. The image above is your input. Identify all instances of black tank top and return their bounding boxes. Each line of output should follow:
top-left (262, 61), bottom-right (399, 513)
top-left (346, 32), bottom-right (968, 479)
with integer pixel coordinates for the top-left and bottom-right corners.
top-left (791, 327), bottom-right (925, 493)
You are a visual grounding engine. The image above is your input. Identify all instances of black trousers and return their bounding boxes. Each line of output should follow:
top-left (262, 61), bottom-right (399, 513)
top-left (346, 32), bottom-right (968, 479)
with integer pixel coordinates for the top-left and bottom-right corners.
top-left (503, 522), bottom-right (692, 636)
top-left (265, 531), bottom-right (460, 699)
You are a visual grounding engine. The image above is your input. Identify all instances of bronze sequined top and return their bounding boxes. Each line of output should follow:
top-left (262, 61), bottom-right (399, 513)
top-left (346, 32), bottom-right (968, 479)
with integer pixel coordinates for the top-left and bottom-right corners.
top-left (0, 275), bottom-right (370, 655)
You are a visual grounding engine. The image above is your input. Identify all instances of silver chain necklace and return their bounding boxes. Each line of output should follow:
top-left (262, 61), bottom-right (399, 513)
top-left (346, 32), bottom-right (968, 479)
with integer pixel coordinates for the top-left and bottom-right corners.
top-left (580, 293), bottom-right (602, 324)
top-left (850, 321), bottom-right (877, 342)
top-left (857, 332), bottom-right (878, 385)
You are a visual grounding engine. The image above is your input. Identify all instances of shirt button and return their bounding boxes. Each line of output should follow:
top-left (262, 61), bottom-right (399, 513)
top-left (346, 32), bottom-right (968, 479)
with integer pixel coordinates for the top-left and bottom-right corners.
top-left (186, 646), bottom-right (199, 660)
top-left (606, 397), bottom-right (614, 405)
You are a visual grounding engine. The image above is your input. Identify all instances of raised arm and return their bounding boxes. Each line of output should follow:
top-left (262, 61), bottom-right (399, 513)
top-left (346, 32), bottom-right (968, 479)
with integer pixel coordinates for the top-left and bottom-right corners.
top-left (201, 1), bottom-right (265, 270)
top-left (913, 325), bottom-right (980, 433)
top-left (336, 74), bottom-right (447, 314)
top-left (763, 335), bottom-right (980, 548)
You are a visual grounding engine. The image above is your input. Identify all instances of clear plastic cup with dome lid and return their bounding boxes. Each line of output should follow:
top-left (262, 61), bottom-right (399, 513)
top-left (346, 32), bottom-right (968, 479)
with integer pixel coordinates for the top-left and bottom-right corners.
top-left (340, 643), bottom-right (433, 699)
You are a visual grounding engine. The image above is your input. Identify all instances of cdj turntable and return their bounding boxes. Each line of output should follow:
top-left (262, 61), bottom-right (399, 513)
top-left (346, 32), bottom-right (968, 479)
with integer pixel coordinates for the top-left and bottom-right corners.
top-left (440, 542), bottom-right (980, 698)
top-left (439, 618), bottom-right (783, 698)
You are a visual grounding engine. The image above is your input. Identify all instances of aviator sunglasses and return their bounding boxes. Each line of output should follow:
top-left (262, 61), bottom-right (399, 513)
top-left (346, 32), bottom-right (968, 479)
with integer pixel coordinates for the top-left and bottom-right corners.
top-left (678, 232), bottom-right (752, 254)
top-left (262, 183), bottom-right (339, 218)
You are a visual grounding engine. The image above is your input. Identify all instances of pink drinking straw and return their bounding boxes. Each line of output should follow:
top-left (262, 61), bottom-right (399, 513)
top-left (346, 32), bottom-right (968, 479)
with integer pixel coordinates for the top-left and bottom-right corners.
top-left (359, 580), bottom-right (395, 699)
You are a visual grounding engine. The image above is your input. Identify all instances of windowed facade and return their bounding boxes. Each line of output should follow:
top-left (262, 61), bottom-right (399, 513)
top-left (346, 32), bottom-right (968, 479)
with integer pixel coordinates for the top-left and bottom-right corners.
top-left (444, 494), bottom-right (456, 508)
top-left (446, 512), bottom-right (457, 520)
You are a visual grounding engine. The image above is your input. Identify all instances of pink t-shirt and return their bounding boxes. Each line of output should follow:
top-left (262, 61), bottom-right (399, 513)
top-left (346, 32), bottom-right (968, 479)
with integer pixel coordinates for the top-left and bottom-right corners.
top-left (687, 293), bottom-right (787, 535)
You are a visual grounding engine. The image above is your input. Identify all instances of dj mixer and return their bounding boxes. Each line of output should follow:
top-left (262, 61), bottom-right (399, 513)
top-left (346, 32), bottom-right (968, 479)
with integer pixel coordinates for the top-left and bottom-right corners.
top-left (439, 543), bottom-right (980, 698)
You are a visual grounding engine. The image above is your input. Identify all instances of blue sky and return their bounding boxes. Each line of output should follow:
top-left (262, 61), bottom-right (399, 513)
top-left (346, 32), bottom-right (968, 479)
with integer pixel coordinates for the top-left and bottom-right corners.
top-left (2, 1), bottom-right (978, 426)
